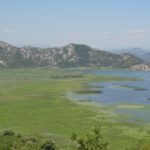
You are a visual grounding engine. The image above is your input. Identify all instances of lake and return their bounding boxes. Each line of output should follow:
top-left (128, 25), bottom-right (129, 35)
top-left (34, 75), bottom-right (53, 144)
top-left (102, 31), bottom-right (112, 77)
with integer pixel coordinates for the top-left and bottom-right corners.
top-left (71, 70), bottom-right (150, 123)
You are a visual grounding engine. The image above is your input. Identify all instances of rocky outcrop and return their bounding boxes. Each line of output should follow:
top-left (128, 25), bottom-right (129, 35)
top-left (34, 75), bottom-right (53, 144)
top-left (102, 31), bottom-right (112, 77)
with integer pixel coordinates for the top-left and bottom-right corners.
top-left (130, 64), bottom-right (150, 71)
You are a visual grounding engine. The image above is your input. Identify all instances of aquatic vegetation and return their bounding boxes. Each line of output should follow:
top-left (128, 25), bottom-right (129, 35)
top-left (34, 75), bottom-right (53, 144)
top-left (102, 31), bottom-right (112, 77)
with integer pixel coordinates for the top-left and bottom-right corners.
top-left (113, 84), bottom-right (148, 91)
top-left (133, 87), bottom-right (148, 91)
top-left (75, 89), bottom-right (103, 94)
top-left (116, 104), bottom-right (145, 109)
top-left (78, 99), bottom-right (92, 102)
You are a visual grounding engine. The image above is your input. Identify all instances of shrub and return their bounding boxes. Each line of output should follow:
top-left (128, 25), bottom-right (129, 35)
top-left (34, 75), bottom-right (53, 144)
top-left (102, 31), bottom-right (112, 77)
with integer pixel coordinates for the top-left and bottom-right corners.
top-left (16, 133), bottom-right (22, 138)
top-left (40, 140), bottom-right (56, 150)
top-left (3, 130), bottom-right (15, 136)
top-left (71, 126), bottom-right (108, 150)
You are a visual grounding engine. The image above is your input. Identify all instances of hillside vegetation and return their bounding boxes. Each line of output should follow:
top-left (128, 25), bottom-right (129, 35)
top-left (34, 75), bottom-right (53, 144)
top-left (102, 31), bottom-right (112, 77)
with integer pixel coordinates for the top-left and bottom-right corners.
top-left (0, 41), bottom-right (143, 68)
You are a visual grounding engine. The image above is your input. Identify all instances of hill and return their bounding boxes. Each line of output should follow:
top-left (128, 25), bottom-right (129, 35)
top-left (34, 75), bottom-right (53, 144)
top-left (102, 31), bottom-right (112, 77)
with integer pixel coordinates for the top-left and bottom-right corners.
top-left (110, 47), bottom-right (150, 62)
top-left (0, 41), bottom-right (145, 68)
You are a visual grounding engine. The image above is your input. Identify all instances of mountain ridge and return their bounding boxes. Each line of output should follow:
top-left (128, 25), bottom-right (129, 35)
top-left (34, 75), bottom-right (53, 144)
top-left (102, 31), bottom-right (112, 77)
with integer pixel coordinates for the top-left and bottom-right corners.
top-left (0, 41), bottom-right (148, 69)
top-left (109, 47), bottom-right (150, 62)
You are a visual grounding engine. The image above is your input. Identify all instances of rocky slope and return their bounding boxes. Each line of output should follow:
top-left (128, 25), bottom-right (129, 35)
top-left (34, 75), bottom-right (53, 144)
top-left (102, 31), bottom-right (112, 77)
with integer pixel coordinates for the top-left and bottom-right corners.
top-left (130, 64), bottom-right (150, 71)
top-left (0, 41), bottom-right (145, 68)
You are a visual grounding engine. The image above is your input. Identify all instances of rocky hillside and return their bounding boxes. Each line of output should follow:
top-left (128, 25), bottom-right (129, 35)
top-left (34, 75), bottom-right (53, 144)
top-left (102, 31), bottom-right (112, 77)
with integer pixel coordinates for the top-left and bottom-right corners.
top-left (0, 41), bottom-right (144, 68)
top-left (130, 64), bottom-right (150, 71)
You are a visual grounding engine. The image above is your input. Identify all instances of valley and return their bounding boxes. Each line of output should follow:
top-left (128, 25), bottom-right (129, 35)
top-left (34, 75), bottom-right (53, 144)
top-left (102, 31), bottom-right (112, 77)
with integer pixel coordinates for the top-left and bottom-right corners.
top-left (0, 68), bottom-right (149, 149)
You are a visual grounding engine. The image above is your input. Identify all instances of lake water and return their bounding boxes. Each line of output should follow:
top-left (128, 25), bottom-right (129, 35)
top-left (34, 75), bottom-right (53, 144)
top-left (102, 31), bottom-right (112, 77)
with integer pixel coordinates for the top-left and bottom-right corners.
top-left (72, 70), bottom-right (150, 123)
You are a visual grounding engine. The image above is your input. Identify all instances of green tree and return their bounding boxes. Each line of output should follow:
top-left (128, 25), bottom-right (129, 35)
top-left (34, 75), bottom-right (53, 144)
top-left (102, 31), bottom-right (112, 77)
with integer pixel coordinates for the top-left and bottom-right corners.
top-left (71, 126), bottom-right (108, 150)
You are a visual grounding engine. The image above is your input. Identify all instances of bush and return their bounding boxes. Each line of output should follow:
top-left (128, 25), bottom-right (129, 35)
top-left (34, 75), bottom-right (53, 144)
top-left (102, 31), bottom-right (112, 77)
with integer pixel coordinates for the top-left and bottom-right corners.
top-left (25, 137), bottom-right (37, 143)
top-left (71, 126), bottom-right (108, 150)
top-left (40, 140), bottom-right (56, 150)
top-left (16, 133), bottom-right (22, 138)
top-left (3, 130), bottom-right (15, 136)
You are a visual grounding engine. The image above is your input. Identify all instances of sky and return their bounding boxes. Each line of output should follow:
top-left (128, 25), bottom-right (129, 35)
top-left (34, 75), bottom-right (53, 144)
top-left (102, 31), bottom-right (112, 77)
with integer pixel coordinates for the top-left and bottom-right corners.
top-left (0, 0), bottom-right (150, 49)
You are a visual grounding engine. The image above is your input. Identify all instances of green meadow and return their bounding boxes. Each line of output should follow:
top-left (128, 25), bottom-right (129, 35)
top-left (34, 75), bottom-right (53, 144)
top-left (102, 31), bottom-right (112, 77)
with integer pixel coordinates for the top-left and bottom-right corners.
top-left (0, 68), bottom-right (149, 149)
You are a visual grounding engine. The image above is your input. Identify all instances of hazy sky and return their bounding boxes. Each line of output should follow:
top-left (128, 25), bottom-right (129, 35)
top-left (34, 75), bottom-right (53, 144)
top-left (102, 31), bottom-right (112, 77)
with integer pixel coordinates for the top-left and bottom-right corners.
top-left (0, 0), bottom-right (150, 49)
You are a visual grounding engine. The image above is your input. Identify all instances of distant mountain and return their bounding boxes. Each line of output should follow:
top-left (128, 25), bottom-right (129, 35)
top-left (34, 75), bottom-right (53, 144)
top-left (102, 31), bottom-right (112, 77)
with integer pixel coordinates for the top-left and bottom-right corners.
top-left (0, 41), bottom-right (146, 68)
top-left (142, 52), bottom-right (150, 62)
top-left (109, 47), bottom-right (150, 62)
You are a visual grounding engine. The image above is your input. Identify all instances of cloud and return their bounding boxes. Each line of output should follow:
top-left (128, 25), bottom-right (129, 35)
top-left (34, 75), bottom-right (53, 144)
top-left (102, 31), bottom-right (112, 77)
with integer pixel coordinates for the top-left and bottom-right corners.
top-left (1, 28), bottom-right (16, 33)
top-left (100, 31), bottom-right (112, 39)
top-left (66, 31), bottom-right (113, 40)
top-left (121, 29), bottom-right (148, 38)
top-left (66, 32), bottom-right (84, 38)
top-left (90, 32), bottom-right (96, 36)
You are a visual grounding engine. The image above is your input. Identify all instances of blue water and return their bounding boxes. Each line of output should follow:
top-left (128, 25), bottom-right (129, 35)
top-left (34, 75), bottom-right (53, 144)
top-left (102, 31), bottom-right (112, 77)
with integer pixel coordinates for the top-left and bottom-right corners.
top-left (76, 69), bottom-right (150, 105)
top-left (85, 80), bottom-right (150, 105)
top-left (84, 69), bottom-right (150, 79)
top-left (73, 70), bottom-right (150, 123)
